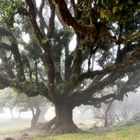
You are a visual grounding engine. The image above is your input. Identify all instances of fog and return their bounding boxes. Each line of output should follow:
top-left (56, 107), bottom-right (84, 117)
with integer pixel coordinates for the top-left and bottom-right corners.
top-left (0, 87), bottom-right (140, 133)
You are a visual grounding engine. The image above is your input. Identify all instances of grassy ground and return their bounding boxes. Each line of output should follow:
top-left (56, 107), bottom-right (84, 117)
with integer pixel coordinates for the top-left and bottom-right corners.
top-left (33, 123), bottom-right (140, 140)
top-left (0, 119), bottom-right (30, 134)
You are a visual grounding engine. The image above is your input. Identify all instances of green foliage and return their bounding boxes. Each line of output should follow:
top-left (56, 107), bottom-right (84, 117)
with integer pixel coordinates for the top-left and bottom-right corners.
top-left (52, 28), bottom-right (73, 50)
top-left (10, 81), bottom-right (47, 97)
top-left (0, 88), bottom-right (17, 108)
top-left (42, 36), bottom-right (50, 44)
top-left (97, 41), bottom-right (112, 51)
top-left (0, 0), bottom-right (140, 120)
top-left (96, 0), bottom-right (140, 23)
top-left (12, 81), bottom-right (46, 97)
top-left (51, 28), bottom-right (73, 73)
top-left (26, 41), bottom-right (42, 61)
top-left (0, 0), bottom-right (23, 28)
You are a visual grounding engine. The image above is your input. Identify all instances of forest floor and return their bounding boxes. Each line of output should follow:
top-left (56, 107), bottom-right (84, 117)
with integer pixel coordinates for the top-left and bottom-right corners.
top-left (33, 123), bottom-right (140, 140)
top-left (0, 120), bottom-right (140, 140)
top-left (0, 119), bottom-right (95, 139)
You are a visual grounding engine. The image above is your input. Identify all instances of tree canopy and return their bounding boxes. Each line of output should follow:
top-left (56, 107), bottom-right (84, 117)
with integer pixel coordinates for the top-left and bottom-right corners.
top-left (0, 0), bottom-right (140, 134)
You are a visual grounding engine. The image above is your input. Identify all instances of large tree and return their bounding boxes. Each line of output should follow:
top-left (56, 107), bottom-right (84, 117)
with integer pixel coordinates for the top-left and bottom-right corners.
top-left (1, 0), bottom-right (140, 134)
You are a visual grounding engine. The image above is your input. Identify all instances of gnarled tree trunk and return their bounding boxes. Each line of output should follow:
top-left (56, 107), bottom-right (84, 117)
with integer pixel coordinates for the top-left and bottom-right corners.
top-left (43, 103), bottom-right (81, 134)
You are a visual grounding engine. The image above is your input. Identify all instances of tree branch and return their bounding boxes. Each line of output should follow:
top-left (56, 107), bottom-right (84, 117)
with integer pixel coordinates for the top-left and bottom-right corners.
top-left (0, 27), bottom-right (25, 82)
top-left (47, 0), bottom-right (55, 37)
top-left (53, 0), bottom-right (97, 39)
top-left (0, 73), bottom-right (11, 88)
top-left (79, 53), bottom-right (140, 82)
top-left (70, 59), bottom-right (140, 107)
top-left (25, 0), bottom-right (44, 44)
top-left (86, 94), bottom-right (117, 107)
top-left (37, 0), bottom-right (48, 34)
top-left (26, 0), bottom-right (56, 100)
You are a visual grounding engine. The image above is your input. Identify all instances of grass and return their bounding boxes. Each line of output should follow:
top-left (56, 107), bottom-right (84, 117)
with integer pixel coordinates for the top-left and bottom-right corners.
top-left (33, 123), bottom-right (140, 140)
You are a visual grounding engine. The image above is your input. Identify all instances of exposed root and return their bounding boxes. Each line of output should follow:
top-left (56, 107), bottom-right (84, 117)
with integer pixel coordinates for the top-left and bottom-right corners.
top-left (39, 117), bottom-right (56, 130)
top-left (49, 122), bottom-right (82, 135)
top-left (38, 117), bottom-right (82, 135)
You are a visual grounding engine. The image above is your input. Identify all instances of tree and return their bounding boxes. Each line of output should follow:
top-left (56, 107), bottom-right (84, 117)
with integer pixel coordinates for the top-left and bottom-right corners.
top-left (0, 88), bottom-right (17, 119)
top-left (0, 88), bottom-right (48, 128)
top-left (15, 94), bottom-right (48, 128)
top-left (0, 0), bottom-right (140, 134)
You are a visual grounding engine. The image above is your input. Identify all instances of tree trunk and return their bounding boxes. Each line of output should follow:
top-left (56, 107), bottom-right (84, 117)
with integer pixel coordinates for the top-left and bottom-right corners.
top-left (10, 109), bottom-right (15, 120)
top-left (104, 101), bottom-right (114, 127)
top-left (31, 107), bottom-right (41, 128)
top-left (44, 103), bottom-right (81, 134)
top-left (38, 106), bottom-right (49, 122)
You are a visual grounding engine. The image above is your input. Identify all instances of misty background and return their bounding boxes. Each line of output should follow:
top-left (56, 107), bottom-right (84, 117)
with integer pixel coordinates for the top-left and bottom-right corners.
top-left (0, 86), bottom-right (140, 133)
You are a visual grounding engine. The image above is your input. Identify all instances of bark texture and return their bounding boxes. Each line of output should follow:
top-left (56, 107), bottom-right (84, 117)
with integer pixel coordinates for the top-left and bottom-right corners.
top-left (41, 103), bottom-right (81, 134)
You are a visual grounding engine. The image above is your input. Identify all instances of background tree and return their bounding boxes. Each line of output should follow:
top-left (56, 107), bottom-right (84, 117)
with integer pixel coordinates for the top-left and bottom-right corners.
top-left (0, 87), bottom-right (49, 128)
top-left (14, 94), bottom-right (48, 128)
top-left (0, 0), bottom-right (140, 134)
top-left (0, 88), bottom-right (17, 119)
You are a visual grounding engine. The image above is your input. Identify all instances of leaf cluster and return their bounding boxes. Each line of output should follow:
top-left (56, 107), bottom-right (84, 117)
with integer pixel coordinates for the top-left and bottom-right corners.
top-left (96, 0), bottom-right (140, 23)
top-left (0, 0), bottom-right (23, 28)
